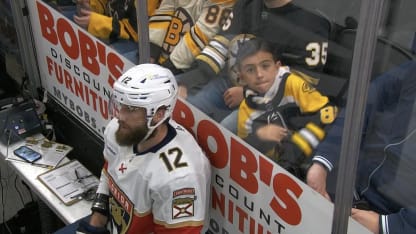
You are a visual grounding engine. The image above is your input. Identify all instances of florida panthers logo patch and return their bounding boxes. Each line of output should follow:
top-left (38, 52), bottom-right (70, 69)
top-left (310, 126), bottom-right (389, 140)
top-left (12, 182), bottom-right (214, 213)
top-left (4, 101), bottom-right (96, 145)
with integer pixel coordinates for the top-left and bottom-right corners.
top-left (172, 188), bottom-right (196, 219)
top-left (108, 177), bottom-right (133, 233)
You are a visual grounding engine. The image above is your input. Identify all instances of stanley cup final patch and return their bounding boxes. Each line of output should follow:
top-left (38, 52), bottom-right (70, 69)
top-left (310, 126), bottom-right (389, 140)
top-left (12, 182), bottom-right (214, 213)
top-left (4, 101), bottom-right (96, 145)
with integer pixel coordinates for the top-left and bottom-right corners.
top-left (172, 188), bottom-right (196, 219)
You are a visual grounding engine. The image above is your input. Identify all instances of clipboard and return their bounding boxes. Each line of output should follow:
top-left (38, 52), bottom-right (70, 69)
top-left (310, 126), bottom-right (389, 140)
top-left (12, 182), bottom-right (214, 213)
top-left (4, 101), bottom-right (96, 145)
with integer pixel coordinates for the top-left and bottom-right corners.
top-left (37, 159), bottom-right (99, 205)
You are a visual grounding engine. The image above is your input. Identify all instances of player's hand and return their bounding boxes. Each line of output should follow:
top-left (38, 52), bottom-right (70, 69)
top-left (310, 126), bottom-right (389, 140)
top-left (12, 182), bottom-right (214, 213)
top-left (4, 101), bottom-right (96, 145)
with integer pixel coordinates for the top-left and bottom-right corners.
top-left (178, 85), bottom-right (188, 99)
top-left (77, 213), bottom-right (109, 234)
top-left (255, 124), bottom-right (288, 143)
top-left (306, 163), bottom-right (331, 201)
top-left (223, 86), bottom-right (244, 108)
top-left (73, 9), bottom-right (91, 29)
top-left (90, 212), bottom-right (108, 227)
top-left (351, 208), bottom-right (380, 234)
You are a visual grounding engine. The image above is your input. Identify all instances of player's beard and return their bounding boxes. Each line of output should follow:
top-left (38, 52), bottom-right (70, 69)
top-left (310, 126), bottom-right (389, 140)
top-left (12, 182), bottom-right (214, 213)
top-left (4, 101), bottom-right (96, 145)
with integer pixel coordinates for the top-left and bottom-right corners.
top-left (115, 121), bottom-right (150, 146)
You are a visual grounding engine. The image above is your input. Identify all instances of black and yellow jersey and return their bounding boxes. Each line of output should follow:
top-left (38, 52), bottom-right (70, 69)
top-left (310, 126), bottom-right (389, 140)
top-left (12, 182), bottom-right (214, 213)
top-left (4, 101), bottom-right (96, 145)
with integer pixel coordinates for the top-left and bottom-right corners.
top-left (88, 0), bottom-right (161, 42)
top-left (237, 67), bottom-right (332, 160)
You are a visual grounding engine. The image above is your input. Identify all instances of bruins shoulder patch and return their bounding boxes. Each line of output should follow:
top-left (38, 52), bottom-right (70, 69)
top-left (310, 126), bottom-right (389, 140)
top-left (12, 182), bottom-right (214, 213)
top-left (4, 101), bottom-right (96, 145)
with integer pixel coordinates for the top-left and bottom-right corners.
top-left (302, 82), bottom-right (316, 93)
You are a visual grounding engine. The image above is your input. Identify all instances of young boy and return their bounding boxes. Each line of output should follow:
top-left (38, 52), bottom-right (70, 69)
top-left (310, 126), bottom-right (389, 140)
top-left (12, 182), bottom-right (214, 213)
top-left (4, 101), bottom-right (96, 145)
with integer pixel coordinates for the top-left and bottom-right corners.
top-left (236, 38), bottom-right (337, 178)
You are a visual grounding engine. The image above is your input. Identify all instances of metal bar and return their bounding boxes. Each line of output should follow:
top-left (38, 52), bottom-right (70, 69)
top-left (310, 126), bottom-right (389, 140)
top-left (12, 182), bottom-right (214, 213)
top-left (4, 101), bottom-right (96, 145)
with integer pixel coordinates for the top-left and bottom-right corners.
top-left (137, 0), bottom-right (150, 64)
top-left (10, 0), bottom-right (42, 96)
top-left (331, 0), bottom-right (386, 233)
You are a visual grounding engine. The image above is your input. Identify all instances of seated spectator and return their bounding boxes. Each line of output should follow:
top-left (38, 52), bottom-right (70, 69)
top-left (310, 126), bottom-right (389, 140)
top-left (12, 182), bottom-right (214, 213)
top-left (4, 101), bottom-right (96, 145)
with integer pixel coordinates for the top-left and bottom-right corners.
top-left (307, 61), bottom-right (416, 233)
top-left (148, 0), bottom-right (236, 74)
top-left (180, 0), bottom-right (331, 130)
top-left (73, 0), bottom-right (161, 43)
top-left (235, 38), bottom-right (337, 179)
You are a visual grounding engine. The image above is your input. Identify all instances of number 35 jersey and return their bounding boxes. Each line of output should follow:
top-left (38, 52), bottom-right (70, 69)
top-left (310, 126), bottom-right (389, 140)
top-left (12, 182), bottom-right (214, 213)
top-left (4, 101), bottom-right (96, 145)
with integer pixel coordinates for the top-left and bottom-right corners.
top-left (98, 118), bottom-right (211, 234)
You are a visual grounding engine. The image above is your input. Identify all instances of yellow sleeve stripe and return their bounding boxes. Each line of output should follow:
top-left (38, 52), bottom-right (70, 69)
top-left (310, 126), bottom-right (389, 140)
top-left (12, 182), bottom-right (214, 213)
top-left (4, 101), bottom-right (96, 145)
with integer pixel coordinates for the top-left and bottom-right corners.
top-left (291, 133), bottom-right (313, 156)
top-left (306, 123), bottom-right (325, 140)
top-left (207, 43), bottom-right (227, 60)
top-left (200, 46), bottom-right (226, 67)
top-left (196, 54), bottom-right (221, 74)
top-left (185, 26), bottom-right (209, 56)
top-left (149, 21), bottom-right (171, 29)
top-left (184, 33), bottom-right (200, 57)
top-left (299, 128), bottom-right (320, 148)
top-left (209, 38), bottom-right (229, 56)
top-left (213, 35), bottom-right (230, 47)
top-left (192, 26), bottom-right (209, 48)
top-left (121, 19), bottom-right (138, 42)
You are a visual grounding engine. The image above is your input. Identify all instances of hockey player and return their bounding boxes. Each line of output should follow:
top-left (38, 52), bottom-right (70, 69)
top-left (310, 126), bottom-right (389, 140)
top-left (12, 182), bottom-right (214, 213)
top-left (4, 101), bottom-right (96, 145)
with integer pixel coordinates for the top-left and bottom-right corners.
top-left (57, 64), bottom-right (211, 233)
top-left (73, 0), bottom-right (161, 42)
top-left (148, 0), bottom-right (236, 74)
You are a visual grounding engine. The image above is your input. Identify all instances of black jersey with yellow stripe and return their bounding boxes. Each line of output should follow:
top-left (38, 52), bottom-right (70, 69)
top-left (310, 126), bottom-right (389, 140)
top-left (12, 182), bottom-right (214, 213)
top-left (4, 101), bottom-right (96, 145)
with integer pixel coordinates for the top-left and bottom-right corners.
top-left (88, 0), bottom-right (161, 42)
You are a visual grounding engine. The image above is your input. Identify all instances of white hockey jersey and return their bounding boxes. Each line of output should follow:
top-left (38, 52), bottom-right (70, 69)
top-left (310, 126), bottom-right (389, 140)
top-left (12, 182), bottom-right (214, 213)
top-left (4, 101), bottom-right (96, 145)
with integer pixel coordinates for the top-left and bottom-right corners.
top-left (149, 0), bottom-right (236, 70)
top-left (97, 118), bottom-right (211, 233)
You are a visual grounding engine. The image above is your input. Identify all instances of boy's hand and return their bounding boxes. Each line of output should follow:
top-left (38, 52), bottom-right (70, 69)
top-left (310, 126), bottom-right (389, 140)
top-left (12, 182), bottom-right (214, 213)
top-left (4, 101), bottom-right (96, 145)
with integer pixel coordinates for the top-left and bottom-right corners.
top-left (223, 86), bottom-right (244, 108)
top-left (73, 8), bottom-right (91, 29)
top-left (256, 124), bottom-right (288, 143)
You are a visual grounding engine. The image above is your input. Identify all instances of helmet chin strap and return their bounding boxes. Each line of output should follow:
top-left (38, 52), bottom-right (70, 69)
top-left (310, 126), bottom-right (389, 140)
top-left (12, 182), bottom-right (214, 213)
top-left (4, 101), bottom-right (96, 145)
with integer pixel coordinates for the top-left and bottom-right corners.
top-left (138, 129), bottom-right (155, 145)
top-left (138, 113), bottom-right (167, 144)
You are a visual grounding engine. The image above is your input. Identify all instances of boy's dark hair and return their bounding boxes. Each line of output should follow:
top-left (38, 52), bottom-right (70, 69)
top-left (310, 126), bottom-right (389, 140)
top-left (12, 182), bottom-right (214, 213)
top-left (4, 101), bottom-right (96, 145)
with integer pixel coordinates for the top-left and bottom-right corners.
top-left (235, 37), bottom-right (281, 69)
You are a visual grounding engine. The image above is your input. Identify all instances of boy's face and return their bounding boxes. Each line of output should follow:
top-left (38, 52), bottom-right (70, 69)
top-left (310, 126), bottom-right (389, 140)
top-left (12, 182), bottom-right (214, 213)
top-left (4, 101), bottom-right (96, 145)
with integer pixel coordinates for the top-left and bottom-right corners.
top-left (239, 51), bottom-right (281, 94)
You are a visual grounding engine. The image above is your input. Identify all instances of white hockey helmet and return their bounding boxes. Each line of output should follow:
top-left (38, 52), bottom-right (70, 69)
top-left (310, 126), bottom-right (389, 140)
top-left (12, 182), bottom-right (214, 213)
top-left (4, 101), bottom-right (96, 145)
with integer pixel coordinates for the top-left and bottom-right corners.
top-left (110, 63), bottom-right (178, 129)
